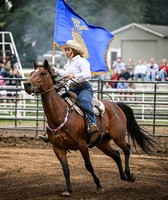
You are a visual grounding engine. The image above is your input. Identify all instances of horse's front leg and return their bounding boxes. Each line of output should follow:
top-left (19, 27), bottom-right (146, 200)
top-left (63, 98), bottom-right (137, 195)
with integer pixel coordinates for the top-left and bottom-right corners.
top-left (79, 145), bottom-right (103, 191)
top-left (53, 147), bottom-right (72, 196)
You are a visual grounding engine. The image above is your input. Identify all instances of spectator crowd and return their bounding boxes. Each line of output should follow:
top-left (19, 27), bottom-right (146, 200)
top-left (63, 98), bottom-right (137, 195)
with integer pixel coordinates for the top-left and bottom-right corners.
top-left (0, 54), bottom-right (22, 100)
top-left (0, 53), bottom-right (22, 84)
top-left (99, 56), bottom-right (168, 86)
top-left (96, 56), bottom-right (168, 101)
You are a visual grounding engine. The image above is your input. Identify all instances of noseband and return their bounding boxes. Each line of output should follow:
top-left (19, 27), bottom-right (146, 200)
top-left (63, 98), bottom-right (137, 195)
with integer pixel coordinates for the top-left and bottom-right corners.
top-left (37, 85), bottom-right (56, 95)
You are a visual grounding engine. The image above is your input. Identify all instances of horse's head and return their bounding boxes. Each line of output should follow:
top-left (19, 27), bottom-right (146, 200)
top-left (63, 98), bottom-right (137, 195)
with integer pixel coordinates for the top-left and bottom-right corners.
top-left (24, 59), bottom-right (53, 95)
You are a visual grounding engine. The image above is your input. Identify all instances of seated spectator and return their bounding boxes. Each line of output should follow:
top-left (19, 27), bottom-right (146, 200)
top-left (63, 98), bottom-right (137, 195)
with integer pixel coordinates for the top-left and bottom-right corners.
top-left (112, 57), bottom-right (125, 74)
top-left (0, 74), bottom-right (5, 101)
top-left (134, 59), bottom-right (146, 81)
top-left (109, 69), bottom-right (119, 88)
top-left (9, 53), bottom-right (18, 69)
top-left (118, 67), bottom-right (131, 81)
top-left (155, 58), bottom-right (168, 81)
top-left (6, 66), bottom-right (22, 101)
top-left (146, 58), bottom-right (159, 81)
top-left (0, 60), bottom-right (8, 78)
top-left (126, 58), bottom-right (135, 79)
top-left (127, 78), bottom-right (136, 101)
top-left (7, 66), bottom-right (22, 86)
top-left (117, 77), bottom-right (128, 101)
top-left (2, 57), bottom-right (11, 77)
top-left (0, 75), bottom-right (5, 86)
top-left (99, 72), bottom-right (111, 88)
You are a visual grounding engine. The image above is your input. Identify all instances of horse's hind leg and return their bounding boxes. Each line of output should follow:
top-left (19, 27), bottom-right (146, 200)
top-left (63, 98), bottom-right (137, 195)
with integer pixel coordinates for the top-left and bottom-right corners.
top-left (97, 141), bottom-right (128, 181)
top-left (79, 145), bottom-right (103, 191)
top-left (114, 139), bottom-right (135, 182)
top-left (122, 143), bottom-right (135, 182)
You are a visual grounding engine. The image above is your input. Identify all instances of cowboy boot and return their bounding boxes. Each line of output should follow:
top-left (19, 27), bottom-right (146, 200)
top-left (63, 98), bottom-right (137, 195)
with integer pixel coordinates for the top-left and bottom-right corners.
top-left (38, 134), bottom-right (49, 143)
top-left (87, 123), bottom-right (98, 136)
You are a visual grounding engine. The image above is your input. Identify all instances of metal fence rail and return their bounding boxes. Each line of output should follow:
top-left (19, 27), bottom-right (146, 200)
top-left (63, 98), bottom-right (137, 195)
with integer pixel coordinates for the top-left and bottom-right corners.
top-left (0, 78), bottom-right (168, 137)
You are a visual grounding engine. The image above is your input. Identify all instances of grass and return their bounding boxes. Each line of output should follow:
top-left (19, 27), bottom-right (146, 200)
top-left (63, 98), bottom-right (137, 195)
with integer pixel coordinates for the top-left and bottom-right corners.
top-left (0, 119), bottom-right (45, 127)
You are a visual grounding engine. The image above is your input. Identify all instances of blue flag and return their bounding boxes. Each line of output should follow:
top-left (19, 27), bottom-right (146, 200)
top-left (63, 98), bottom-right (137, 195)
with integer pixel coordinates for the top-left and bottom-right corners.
top-left (54, 0), bottom-right (114, 72)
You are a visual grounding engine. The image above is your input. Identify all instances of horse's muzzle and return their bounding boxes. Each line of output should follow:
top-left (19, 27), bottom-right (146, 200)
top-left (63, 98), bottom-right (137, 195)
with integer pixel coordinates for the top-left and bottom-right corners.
top-left (24, 81), bottom-right (35, 94)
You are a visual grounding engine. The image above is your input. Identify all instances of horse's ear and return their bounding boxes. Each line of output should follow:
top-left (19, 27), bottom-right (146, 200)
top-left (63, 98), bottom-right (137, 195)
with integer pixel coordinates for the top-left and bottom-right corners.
top-left (33, 60), bottom-right (38, 69)
top-left (44, 59), bottom-right (49, 69)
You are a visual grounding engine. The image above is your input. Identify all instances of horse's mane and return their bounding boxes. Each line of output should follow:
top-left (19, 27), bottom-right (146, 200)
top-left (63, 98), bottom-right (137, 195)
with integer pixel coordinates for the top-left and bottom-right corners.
top-left (44, 64), bottom-right (68, 93)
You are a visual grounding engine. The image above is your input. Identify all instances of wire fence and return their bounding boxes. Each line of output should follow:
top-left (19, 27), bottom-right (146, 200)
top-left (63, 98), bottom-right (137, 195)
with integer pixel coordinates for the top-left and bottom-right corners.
top-left (0, 78), bottom-right (168, 137)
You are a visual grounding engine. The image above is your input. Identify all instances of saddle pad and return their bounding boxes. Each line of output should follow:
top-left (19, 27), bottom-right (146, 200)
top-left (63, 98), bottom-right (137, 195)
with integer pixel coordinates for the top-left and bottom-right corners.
top-left (65, 97), bottom-right (105, 116)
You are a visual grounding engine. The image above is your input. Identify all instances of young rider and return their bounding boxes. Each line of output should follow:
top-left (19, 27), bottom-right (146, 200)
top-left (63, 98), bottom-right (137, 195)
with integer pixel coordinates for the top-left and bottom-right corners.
top-left (39, 40), bottom-right (98, 142)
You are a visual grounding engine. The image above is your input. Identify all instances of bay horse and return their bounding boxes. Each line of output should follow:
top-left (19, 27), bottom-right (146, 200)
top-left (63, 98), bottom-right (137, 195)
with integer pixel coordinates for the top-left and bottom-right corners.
top-left (24, 60), bottom-right (155, 196)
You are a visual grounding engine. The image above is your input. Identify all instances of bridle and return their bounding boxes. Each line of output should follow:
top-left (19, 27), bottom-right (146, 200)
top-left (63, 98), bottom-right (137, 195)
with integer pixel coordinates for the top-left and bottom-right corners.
top-left (30, 69), bottom-right (57, 96)
top-left (30, 68), bottom-right (70, 133)
top-left (32, 85), bottom-right (57, 96)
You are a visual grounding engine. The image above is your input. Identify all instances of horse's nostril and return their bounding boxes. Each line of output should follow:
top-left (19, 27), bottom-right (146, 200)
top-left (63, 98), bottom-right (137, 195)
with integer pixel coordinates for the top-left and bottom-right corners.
top-left (24, 81), bottom-right (32, 87)
top-left (27, 82), bottom-right (32, 87)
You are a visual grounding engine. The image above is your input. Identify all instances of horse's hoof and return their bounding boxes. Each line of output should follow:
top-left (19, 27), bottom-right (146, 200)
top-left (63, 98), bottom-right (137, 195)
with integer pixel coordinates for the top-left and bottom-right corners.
top-left (62, 190), bottom-right (71, 196)
top-left (128, 173), bottom-right (136, 182)
top-left (121, 174), bottom-right (129, 181)
top-left (97, 187), bottom-right (104, 193)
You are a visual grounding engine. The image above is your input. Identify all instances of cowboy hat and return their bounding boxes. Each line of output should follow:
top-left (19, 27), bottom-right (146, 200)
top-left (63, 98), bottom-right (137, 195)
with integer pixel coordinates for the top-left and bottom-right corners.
top-left (59, 40), bottom-right (84, 56)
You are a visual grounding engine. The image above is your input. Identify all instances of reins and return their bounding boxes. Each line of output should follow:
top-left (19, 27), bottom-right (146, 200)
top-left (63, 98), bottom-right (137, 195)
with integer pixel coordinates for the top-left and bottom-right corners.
top-left (31, 85), bottom-right (56, 96)
top-left (40, 76), bottom-right (71, 133)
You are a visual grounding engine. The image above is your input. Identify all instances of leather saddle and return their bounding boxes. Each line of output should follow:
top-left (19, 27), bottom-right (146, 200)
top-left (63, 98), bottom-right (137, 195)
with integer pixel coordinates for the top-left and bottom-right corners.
top-left (61, 92), bottom-right (105, 116)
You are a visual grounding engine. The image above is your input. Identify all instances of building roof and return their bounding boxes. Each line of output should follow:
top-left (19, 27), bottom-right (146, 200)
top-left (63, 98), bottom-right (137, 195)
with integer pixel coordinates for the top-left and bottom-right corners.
top-left (112, 23), bottom-right (168, 38)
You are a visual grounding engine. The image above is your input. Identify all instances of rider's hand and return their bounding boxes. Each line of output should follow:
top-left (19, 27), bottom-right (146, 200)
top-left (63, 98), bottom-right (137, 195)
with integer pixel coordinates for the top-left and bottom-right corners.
top-left (50, 66), bottom-right (58, 76)
top-left (66, 73), bottom-right (74, 79)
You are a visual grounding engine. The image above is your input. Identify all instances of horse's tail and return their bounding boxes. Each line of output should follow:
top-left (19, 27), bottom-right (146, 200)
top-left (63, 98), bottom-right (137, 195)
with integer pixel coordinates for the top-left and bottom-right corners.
top-left (116, 102), bottom-right (156, 154)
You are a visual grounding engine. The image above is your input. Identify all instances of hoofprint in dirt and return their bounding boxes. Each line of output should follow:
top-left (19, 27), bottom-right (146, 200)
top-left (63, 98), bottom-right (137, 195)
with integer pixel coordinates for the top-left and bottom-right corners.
top-left (0, 137), bottom-right (168, 200)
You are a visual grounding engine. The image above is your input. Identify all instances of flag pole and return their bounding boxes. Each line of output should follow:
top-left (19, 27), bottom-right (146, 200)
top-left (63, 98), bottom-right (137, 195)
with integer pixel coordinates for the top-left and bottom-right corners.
top-left (52, 42), bottom-right (56, 65)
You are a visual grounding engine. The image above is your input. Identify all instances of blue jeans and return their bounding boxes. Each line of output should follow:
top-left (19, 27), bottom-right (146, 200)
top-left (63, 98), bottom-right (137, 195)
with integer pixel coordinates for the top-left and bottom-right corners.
top-left (146, 71), bottom-right (156, 81)
top-left (69, 82), bottom-right (96, 125)
top-left (159, 69), bottom-right (167, 81)
top-left (135, 73), bottom-right (145, 81)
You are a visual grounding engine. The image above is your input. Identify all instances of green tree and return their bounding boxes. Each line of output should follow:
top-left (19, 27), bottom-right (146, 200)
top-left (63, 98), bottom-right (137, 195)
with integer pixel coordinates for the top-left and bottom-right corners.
top-left (68, 0), bottom-right (147, 30)
top-left (144, 0), bottom-right (168, 25)
top-left (9, 0), bottom-right (29, 12)
top-left (5, 0), bottom-right (56, 67)
top-left (0, 0), bottom-right (10, 29)
top-left (68, 0), bottom-right (102, 26)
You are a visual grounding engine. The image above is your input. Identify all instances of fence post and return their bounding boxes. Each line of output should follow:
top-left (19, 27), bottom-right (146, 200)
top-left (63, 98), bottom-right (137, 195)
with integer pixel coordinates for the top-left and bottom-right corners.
top-left (36, 97), bottom-right (39, 137)
top-left (98, 79), bottom-right (101, 100)
top-left (142, 89), bottom-right (145, 120)
top-left (14, 90), bottom-right (18, 127)
top-left (153, 82), bottom-right (157, 136)
top-left (100, 80), bottom-right (104, 100)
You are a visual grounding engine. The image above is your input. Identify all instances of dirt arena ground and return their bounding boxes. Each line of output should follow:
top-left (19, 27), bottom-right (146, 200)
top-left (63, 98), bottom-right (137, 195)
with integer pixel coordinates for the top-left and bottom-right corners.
top-left (0, 130), bottom-right (168, 200)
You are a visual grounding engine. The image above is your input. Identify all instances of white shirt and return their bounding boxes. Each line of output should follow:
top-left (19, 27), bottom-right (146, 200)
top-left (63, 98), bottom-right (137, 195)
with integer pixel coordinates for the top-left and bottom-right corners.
top-left (134, 64), bottom-right (147, 75)
top-left (57, 55), bottom-right (91, 83)
top-left (113, 61), bottom-right (125, 74)
top-left (146, 63), bottom-right (159, 73)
